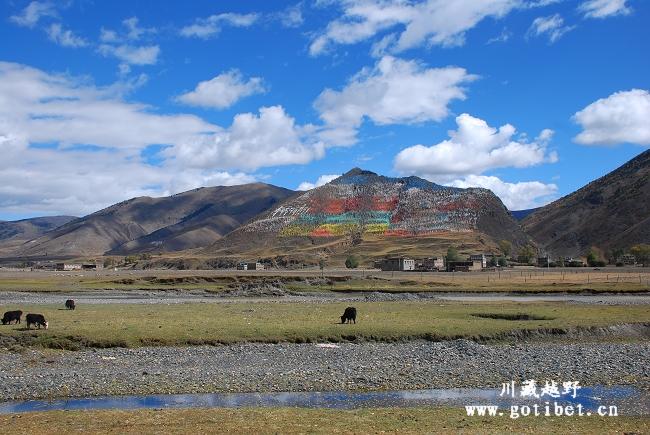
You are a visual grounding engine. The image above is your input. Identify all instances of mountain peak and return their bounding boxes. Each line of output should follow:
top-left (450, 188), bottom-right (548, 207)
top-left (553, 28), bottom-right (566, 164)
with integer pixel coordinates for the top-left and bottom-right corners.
top-left (341, 168), bottom-right (377, 178)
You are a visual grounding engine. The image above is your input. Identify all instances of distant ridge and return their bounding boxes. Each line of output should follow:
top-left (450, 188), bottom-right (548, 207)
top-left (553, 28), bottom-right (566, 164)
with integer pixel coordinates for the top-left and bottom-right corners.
top-left (0, 216), bottom-right (76, 255)
top-left (9, 183), bottom-right (294, 258)
top-left (510, 208), bottom-right (539, 221)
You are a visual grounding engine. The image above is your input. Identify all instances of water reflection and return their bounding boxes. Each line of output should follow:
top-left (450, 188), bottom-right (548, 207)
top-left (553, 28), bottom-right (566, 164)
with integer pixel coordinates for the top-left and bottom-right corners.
top-left (0, 386), bottom-right (644, 415)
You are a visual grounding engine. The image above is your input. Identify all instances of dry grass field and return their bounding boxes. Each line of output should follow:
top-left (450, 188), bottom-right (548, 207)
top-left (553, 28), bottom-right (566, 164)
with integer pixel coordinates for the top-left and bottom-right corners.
top-left (0, 267), bottom-right (648, 293)
top-left (0, 407), bottom-right (647, 434)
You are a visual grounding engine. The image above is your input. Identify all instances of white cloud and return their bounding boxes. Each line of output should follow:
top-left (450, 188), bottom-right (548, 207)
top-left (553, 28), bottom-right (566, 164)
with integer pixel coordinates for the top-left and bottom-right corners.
top-left (97, 17), bottom-right (159, 67)
top-left (0, 129), bottom-right (257, 217)
top-left (180, 13), bottom-right (258, 39)
top-left (314, 56), bottom-right (477, 145)
top-left (0, 62), bottom-right (326, 216)
top-left (177, 70), bottom-right (265, 109)
top-left (122, 16), bottom-right (156, 40)
top-left (578, 0), bottom-right (631, 18)
top-left (309, 0), bottom-right (520, 55)
top-left (46, 23), bottom-right (88, 48)
top-left (527, 14), bottom-right (575, 43)
top-left (278, 3), bottom-right (304, 28)
top-left (10, 1), bottom-right (56, 28)
top-left (448, 175), bottom-right (558, 209)
top-left (297, 174), bottom-right (341, 191)
top-left (573, 89), bottom-right (650, 146)
top-left (393, 113), bottom-right (558, 182)
top-left (487, 28), bottom-right (512, 44)
top-left (166, 106), bottom-right (325, 171)
top-left (0, 61), bottom-right (216, 150)
top-left (100, 16), bottom-right (157, 43)
top-left (98, 44), bottom-right (161, 65)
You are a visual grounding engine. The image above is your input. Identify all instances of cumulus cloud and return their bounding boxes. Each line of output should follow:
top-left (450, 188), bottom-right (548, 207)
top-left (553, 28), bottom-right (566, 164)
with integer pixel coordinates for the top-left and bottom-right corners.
top-left (449, 175), bottom-right (558, 210)
top-left (527, 14), bottom-right (575, 43)
top-left (177, 70), bottom-right (265, 109)
top-left (0, 130), bottom-right (256, 217)
top-left (573, 89), bottom-right (650, 146)
top-left (314, 56), bottom-right (477, 145)
top-left (0, 61), bottom-right (324, 216)
top-left (98, 17), bottom-right (159, 66)
top-left (393, 113), bottom-right (558, 182)
top-left (309, 0), bottom-right (520, 55)
top-left (578, 0), bottom-right (631, 18)
top-left (98, 44), bottom-right (160, 65)
top-left (297, 174), bottom-right (341, 191)
top-left (166, 106), bottom-right (325, 171)
top-left (180, 13), bottom-right (258, 39)
top-left (46, 23), bottom-right (88, 48)
top-left (10, 1), bottom-right (56, 28)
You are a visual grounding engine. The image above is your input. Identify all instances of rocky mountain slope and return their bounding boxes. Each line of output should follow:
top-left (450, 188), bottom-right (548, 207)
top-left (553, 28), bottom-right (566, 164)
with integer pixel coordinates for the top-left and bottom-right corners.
top-left (11, 184), bottom-right (294, 258)
top-left (522, 149), bottom-right (650, 256)
top-left (206, 169), bottom-right (529, 262)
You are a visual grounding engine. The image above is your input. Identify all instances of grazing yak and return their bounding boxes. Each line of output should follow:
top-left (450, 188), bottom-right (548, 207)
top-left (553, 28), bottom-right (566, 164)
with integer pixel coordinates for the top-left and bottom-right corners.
top-left (26, 313), bottom-right (48, 330)
top-left (340, 307), bottom-right (357, 324)
top-left (65, 299), bottom-right (76, 310)
top-left (1, 310), bottom-right (22, 325)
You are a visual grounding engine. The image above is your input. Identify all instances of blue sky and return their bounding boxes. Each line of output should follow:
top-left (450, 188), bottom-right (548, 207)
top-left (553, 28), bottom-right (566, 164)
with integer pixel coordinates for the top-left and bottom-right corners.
top-left (0, 0), bottom-right (648, 220)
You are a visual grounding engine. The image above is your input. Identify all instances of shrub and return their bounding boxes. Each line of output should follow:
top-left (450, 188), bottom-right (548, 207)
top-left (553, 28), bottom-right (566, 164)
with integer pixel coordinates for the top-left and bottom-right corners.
top-left (345, 255), bottom-right (359, 269)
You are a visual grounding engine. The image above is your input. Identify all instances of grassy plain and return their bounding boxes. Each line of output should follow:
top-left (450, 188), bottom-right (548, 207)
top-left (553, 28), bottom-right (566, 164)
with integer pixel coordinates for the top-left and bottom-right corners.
top-left (0, 407), bottom-right (647, 434)
top-left (0, 301), bottom-right (648, 349)
top-left (0, 268), bottom-right (648, 293)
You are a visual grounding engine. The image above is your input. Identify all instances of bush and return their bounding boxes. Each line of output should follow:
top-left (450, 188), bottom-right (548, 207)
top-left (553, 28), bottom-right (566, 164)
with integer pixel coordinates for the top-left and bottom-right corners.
top-left (345, 255), bottom-right (359, 269)
top-left (497, 257), bottom-right (507, 267)
top-left (616, 262), bottom-right (624, 267)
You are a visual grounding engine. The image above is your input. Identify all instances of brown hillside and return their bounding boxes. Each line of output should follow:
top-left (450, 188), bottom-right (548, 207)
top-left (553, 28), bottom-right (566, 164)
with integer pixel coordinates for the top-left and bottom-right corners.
top-left (10, 184), bottom-right (294, 258)
top-left (522, 149), bottom-right (650, 257)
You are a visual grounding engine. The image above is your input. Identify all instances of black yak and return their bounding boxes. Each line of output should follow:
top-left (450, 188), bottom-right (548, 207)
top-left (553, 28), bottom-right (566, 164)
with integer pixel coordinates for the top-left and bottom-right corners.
top-left (1, 310), bottom-right (22, 325)
top-left (26, 313), bottom-right (48, 330)
top-left (341, 307), bottom-right (357, 324)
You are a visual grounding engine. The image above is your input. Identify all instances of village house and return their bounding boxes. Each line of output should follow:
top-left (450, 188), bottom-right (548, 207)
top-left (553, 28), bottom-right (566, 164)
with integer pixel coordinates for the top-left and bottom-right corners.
top-left (446, 260), bottom-right (483, 272)
top-left (380, 257), bottom-right (415, 272)
top-left (469, 254), bottom-right (487, 268)
top-left (415, 257), bottom-right (445, 271)
top-left (237, 262), bottom-right (265, 271)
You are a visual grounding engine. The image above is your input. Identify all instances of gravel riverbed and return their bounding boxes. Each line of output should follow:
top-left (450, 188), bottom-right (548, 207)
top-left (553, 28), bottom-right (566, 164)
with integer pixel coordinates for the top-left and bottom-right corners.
top-left (0, 341), bottom-right (648, 401)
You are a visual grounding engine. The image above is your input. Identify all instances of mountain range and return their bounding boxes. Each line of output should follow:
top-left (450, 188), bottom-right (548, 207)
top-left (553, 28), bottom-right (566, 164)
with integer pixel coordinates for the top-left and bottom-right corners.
top-left (1, 149), bottom-right (648, 263)
top-left (10, 184), bottom-right (293, 258)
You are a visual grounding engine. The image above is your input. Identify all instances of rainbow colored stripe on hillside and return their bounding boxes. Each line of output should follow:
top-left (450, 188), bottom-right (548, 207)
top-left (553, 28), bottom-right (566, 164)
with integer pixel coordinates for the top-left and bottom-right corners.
top-left (243, 171), bottom-right (495, 238)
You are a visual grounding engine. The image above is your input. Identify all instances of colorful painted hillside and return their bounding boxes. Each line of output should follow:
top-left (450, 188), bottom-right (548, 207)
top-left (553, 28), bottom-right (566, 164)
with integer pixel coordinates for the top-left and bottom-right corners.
top-left (206, 169), bottom-right (530, 261)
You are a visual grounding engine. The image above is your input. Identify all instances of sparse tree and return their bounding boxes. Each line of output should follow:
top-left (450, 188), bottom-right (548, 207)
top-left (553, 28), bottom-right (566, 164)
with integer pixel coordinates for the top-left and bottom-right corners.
top-left (630, 244), bottom-right (650, 267)
top-left (318, 258), bottom-right (325, 278)
top-left (518, 244), bottom-right (536, 264)
top-left (446, 246), bottom-right (459, 262)
top-left (498, 240), bottom-right (512, 258)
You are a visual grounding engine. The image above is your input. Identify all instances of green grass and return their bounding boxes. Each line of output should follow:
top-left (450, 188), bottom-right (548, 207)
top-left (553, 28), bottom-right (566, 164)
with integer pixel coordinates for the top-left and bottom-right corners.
top-left (0, 407), bottom-right (647, 434)
top-left (1, 301), bottom-right (648, 349)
